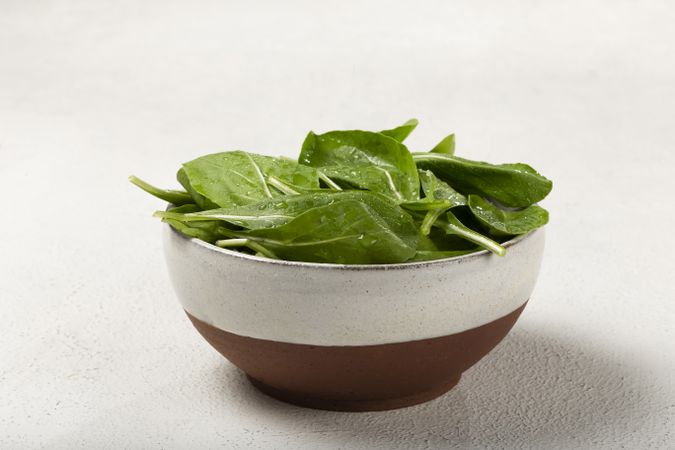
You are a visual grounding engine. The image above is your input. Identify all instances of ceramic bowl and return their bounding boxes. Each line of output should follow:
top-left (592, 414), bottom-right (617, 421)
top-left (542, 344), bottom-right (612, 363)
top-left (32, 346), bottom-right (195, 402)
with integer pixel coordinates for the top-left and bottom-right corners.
top-left (163, 224), bottom-right (545, 411)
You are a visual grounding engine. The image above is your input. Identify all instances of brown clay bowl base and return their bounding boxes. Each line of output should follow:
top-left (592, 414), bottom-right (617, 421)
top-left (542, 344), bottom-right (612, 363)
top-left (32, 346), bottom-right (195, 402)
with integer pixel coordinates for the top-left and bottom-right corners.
top-left (186, 302), bottom-right (526, 412)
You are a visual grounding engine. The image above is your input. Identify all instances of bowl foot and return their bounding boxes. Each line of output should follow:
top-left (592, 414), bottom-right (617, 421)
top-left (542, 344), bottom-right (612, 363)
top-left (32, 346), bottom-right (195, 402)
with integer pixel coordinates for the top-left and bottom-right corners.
top-left (246, 374), bottom-right (462, 412)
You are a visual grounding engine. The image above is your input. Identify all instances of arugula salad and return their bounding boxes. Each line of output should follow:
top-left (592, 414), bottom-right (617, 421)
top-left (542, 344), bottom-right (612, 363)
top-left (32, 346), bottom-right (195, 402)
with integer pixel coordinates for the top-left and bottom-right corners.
top-left (130, 119), bottom-right (552, 264)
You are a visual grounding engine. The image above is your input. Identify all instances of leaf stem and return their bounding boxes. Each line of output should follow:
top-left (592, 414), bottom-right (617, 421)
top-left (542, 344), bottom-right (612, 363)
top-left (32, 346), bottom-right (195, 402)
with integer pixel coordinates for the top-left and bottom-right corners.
top-left (153, 210), bottom-right (211, 222)
top-left (214, 238), bottom-right (249, 247)
top-left (244, 153), bottom-right (273, 198)
top-left (215, 238), bottom-right (278, 259)
top-left (318, 171), bottom-right (343, 191)
top-left (420, 208), bottom-right (446, 236)
top-left (437, 212), bottom-right (506, 256)
top-left (401, 200), bottom-right (452, 211)
top-left (245, 241), bottom-right (278, 259)
top-left (129, 175), bottom-right (193, 205)
top-left (266, 175), bottom-right (300, 195)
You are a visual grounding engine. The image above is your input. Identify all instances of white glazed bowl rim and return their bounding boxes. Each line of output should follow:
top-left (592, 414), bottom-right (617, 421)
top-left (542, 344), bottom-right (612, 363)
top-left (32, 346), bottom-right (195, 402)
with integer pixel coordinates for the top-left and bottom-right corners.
top-left (165, 209), bottom-right (542, 271)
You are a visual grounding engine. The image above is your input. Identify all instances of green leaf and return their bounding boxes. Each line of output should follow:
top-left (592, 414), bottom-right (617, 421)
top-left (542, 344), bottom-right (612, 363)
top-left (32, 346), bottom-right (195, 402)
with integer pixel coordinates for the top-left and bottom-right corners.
top-left (299, 130), bottom-right (420, 202)
top-left (411, 230), bottom-right (479, 261)
top-left (430, 133), bottom-right (455, 155)
top-left (412, 153), bottom-right (552, 207)
top-left (468, 194), bottom-right (549, 236)
top-left (181, 151), bottom-right (320, 208)
top-left (219, 192), bottom-right (420, 264)
top-left (128, 175), bottom-right (194, 206)
top-left (176, 168), bottom-right (218, 209)
top-left (380, 118), bottom-right (418, 142)
top-left (419, 169), bottom-right (466, 205)
top-left (166, 204), bottom-right (201, 213)
top-left (155, 189), bottom-right (417, 234)
top-left (155, 191), bottom-right (369, 230)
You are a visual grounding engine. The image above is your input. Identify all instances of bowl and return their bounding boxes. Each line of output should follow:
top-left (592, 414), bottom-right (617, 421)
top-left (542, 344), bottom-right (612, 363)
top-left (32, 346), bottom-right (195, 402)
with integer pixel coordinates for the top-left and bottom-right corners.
top-left (163, 223), bottom-right (545, 411)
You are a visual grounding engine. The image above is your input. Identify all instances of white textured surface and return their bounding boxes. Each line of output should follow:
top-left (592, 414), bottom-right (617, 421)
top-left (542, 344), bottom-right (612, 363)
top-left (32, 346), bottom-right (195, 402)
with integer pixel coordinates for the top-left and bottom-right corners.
top-left (1, 0), bottom-right (674, 448)
top-left (166, 226), bottom-right (544, 346)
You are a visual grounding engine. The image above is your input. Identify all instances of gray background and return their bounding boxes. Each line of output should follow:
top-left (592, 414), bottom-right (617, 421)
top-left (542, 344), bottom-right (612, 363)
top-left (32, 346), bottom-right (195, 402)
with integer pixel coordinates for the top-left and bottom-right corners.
top-left (1, 0), bottom-right (674, 448)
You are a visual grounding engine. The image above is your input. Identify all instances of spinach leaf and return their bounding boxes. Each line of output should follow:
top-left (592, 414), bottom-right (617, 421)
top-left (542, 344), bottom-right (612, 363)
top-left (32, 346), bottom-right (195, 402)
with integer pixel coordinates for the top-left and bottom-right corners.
top-left (468, 194), bottom-right (549, 236)
top-left (430, 133), bottom-right (455, 155)
top-left (128, 175), bottom-right (193, 206)
top-left (380, 118), bottom-right (418, 142)
top-left (299, 130), bottom-right (420, 202)
top-left (181, 151), bottom-right (320, 208)
top-left (155, 190), bottom-right (411, 233)
top-left (220, 193), bottom-right (420, 264)
top-left (420, 169), bottom-right (466, 205)
top-left (410, 230), bottom-right (478, 261)
top-left (413, 153), bottom-right (552, 207)
top-left (155, 191), bottom-right (357, 230)
top-left (418, 227), bottom-right (479, 250)
top-left (177, 168), bottom-right (218, 209)
top-left (166, 204), bottom-right (201, 213)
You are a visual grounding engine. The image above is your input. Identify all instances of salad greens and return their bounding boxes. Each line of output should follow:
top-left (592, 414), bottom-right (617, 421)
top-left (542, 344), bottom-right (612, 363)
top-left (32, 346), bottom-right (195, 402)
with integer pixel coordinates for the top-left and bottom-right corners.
top-left (299, 130), bottom-right (420, 202)
top-left (380, 118), bottom-right (419, 142)
top-left (129, 176), bottom-right (194, 206)
top-left (181, 151), bottom-right (320, 207)
top-left (131, 119), bottom-right (552, 264)
top-left (429, 133), bottom-right (455, 155)
top-left (413, 153), bottom-right (552, 207)
top-left (467, 194), bottom-right (549, 237)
